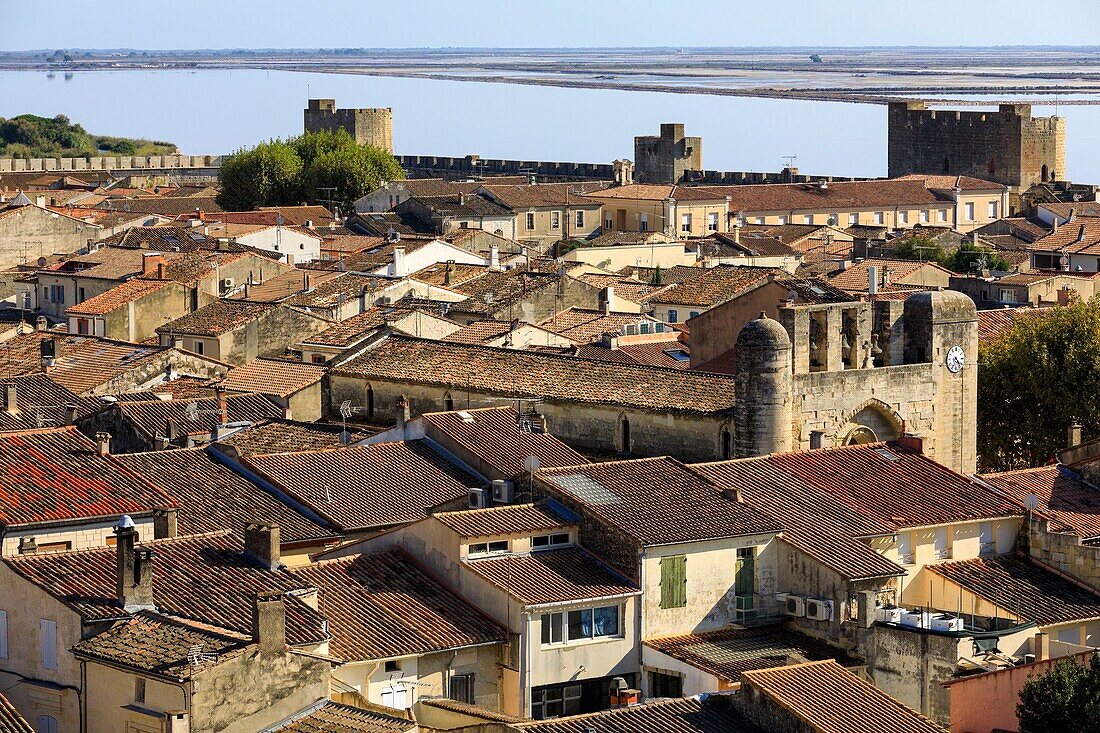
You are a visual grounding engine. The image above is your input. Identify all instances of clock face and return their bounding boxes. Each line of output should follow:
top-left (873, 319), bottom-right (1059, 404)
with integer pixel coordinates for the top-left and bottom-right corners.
top-left (946, 345), bottom-right (965, 373)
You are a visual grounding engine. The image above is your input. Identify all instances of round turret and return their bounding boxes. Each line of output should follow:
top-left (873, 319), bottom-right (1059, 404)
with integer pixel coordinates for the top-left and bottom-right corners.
top-left (733, 313), bottom-right (793, 458)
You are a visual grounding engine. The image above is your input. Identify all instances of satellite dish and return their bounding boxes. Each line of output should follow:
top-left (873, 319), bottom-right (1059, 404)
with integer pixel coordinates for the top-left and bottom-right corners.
top-left (123, 203), bottom-right (131, 213)
top-left (36, 257), bottom-right (47, 267)
top-left (276, 214), bottom-right (285, 226)
top-left (1060, 255), bottom-right (1070, 266)
top-left (524, 455), bottom-right (541, 473)
top-left (1023, 493), bottom-right (1039, 511)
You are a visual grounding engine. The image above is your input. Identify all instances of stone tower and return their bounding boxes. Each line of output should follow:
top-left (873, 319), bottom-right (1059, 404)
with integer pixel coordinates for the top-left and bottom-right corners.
top-left (888, 101), bottom-right (1065, 190)
top-left (634, 123), bottom-right (702, 184)
top-left (304, 99), bottom-right (394, 153)
top-left (733, 313), bottom-right (793, 458)
top-left (903, 290), bottom-right (978, 474)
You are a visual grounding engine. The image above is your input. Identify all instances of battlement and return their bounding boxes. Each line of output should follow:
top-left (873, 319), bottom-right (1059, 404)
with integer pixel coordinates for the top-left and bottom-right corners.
top-left (304, 98), bottom-right (393, 153)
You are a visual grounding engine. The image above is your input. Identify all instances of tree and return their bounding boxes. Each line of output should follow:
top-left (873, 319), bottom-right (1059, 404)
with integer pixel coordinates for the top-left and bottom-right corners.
top-left (215, 141), bottom-right (302, 211)
top-left (978, 297), bottom-right (1100, 470)
top-left (1018, 653), bottom-right (1100, 733)
top-left (217, 129), bottom-right (403, 212)
top-left (893, 235), bottom-right (949, 266)
top-left (947, 241), bottom-right (1011, 273)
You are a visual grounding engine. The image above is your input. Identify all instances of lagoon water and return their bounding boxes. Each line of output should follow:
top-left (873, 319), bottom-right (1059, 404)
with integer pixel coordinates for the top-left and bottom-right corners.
top-left (1, 68), bottom-right (1099, 181)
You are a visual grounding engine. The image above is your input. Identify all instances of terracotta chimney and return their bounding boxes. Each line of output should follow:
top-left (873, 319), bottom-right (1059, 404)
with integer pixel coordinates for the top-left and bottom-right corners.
top-left (895, 433), bottom-right (923, 454)
top-left (215, 387), bottom-right (228, 425)
top-left (142, 252), bottom-right (166, 278)
top-left (252, 592), bottom-right (286, 656)
top-left (114, 517), bottom-right (155, 612)
top-left (95, 432), bottom-right (111, 457)
top-left (243, 522), bottom-right (281, 571)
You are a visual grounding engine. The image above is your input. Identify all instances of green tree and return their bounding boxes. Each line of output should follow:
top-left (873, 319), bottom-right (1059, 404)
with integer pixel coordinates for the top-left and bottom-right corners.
top-left (893, 235), bottom-right (949, 266)
top-left (1018, 653), bottom-right (1100, 733)
top-left (215, 140), bottom-right (303, 211)
top-left (978, 297), bottom-right (1100, 470)
top-left (947, 241), bottom-right (1011, 273)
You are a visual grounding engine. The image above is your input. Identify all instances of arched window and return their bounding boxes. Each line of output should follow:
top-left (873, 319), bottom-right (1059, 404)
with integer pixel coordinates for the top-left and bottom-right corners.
top-left (619, 415), bottom-right (631, 454)
top-left (36, 716), bottom-right (58, 733)
top-left (1042, 164), bottom-right (1050, 182)
top-left (720, 427), bottom-right (732, 460)
top-left (366, 385), bottom-right (375, 418)
top-left (444, 392), bottom-right (454, 411)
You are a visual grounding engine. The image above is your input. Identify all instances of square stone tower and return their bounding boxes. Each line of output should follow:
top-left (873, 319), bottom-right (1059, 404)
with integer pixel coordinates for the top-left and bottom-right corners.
top-left (634, 123), bottom-right (702, 184)
top-left (304, 99), bottom-right (394, 153)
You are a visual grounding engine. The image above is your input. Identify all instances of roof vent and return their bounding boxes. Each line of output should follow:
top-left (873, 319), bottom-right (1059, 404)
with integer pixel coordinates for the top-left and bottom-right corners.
top-left (114, 514), bottom-right (136, 531)
top-left (457, 410), bottom-right (475, 423)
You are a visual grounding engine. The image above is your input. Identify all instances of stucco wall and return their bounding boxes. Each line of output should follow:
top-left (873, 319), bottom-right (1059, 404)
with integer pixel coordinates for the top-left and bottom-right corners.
top-left (0, 207), bottom-right (99, 270)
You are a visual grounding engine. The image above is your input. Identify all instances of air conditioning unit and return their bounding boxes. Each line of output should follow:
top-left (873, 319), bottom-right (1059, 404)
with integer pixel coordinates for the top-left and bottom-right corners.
top-left (878, 605), bottom-right (904, 624)
top-left (491, 480), bottom-right (514, 504)
top-left (901, 610), bottom-right (932, 629)
top-left (468, 487), bottom-right (487, 509)
top-left (806, 598), bottom-right (833, 622)
top-left (931, 614), bottom-right (963, 632)
top-left (221, 277), bottom-right (235, 288)
top-left (784, 596), bottom-right (806, 617)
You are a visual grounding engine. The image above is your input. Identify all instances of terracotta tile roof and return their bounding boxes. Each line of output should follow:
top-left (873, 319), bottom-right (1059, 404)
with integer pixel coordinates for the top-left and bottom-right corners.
top-left (0, 374), bottom-right (97, 431)
top-left (98, 196), bottom-right (222, 217)
top-left (464, 547), bottom-right (639, 605)
top-left (72, 611), bottom-right (251, 680)
top-left (583, 183), bottom-right (724, 203)
top-left (0, 692), bottom-right (32, 733)
top-left (4, 531), bottom-right (327, 644)
top-left (436, 501), bottom-right (575, 538)
top-left (292, 549), bottom-right (508, 660)
top-left (156, 299), bottom-right (276, 337)
top-left (1027, 218), bottom-right (1100, 256)
top-left (827, 259), bottom-right (952, 292)
top-left (983, 465), bottom-right (1100, 540)
top-left (418, 698), bottom-right (522, 723)
top-left (213, 418), bottom-right (374, 456)
top-left (410, 262), bottom-right (490, 288)
top-left (580, 230), bottom-right (674, 247)
top-left (479, 182), bottom-right (609, 209)
top-left (66, 278), bottom-right (176, 316)
top-left (776, 277), bottom-right (855, 305)
top-left (154, 250), bottom-right (254, 285)
top-left (643, 624), bottom-right (861, 684)
top-left (422, 406), bottom-right (589, 476)
top-left (0, 426), bottom-right (173, 529)
top-left (977, 307), bottom-right (1055, 345)
top-left (282, 274), bottom-right (389, 310)
top-left (705, 232), bottom-right (800, 258)
top-left (928, 554), bottom-right (1100, 626)
top-left (511, 696), bottom-right (754, 733)
top-left (272, 700), bottom-right (414, 733)
top-left (538, 457), bottom-right (783, 546)
top-left (450, 269), bottom-right (567, 315)
top-left (321, 234), bottom-right (385, 255)
top-left (231, 269), bottom-right (344, 303)
top-left (741, 660), bottom-right (946, 733)
top-left (116, 376), bottom-right (217, 402)
top-left (573, 273), bottom-right (662, 303)
top-left (243, 441), bottom-right (481, 532)
top-left (643, 266), bottom-right (782, 308)
top-left (115, 448), bottom-right (336, 543)
top-left (112, 393), bottom-right (282, 440)
top-left (407, 193), bottom-right (512, 218)
top-left (334, 335), bottom-right (737, 415)
top-left (443, 320), bottom-right (515, 345)
top-left (895, 174), bottom-right (1005, 191)
top-left (538, 308), bottom-right (665, 344)
top-left (298, 309), bottom-right (393, 348)
top-left (221, 358), bottom-right (325, 398)
top-left (573, 341), bottom-right (691, 370)
top-left (693, 178), bottom-right (978, 213)
top-left (1039, 202), bottom-right (1100, 219)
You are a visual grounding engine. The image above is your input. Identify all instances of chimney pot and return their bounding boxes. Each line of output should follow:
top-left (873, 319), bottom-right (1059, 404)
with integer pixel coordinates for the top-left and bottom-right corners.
top-left (243, 522), bottom-right (281, 570)
top-left (114, 524), bottom-right (155, 612)
top-left (95, 432), bottom-right (111, 456)
top-left (63, 402), bottom-right (78, 424)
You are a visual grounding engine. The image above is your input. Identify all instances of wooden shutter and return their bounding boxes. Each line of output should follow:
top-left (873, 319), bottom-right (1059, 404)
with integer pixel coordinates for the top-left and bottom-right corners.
top-left (660, 555), bottom-right (687, 609)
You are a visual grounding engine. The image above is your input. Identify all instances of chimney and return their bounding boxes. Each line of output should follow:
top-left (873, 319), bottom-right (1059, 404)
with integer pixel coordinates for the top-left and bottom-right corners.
top-left (1068, 421), bottom-right (1083, 448)
top-left (444, 260), bottom-right (455, 286)
top-left (732, 221), bottom-right (741, 245)
top-left (153, 507), bottom-right (178, 539)
top-left (63, 402), bottom-right (78, 424)
top-left (1052, 217), bottom-right (1059, 234)
top-left (303, 272), bottom-right (311, 291)
top-left (157, 262), bottom-right (166, 279)
top-left (395, 395), bottom-right (411, 433)
top-left (141, 252), bottom-right (166, 277)
top-left (458, 192), bottom-right (466, 206)
top-left (35, 195), bottom-right (46, 208)
top-left (244, 522), bottom-right (281, 570)
top-left (895, 433), bottom-right (923, 454)
top-left (1076, 224), bottom-right (1087, 244)
top-left (252, 592), bottom-right (287, 656)
top-left (215, 387), bottom-right (228, 425)
top-left (601, 286), bottom-right (616, 315)
top-left (35, 316), bottom-right (49, 333)
top-left (392, 246), bottom-right (407, 276)
top-left (114, 518), bottom-right (155, 612)
top-left (1034, 632), bottom-right (1050, 662)
top-left (488, 245), bottom-right (500, 271)
top-left (4, 384), bottom-right (17, 415)
top-left (95, 432), bottom-right (111, 456)
top-left (164, 711), bottom-right (190, 733)
top-left (868, 265), bottom-right (878, 296)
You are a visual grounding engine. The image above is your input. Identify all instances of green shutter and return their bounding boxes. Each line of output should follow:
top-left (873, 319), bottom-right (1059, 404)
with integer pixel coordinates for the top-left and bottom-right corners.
top-left (660, 555), bottom-right (687, 609)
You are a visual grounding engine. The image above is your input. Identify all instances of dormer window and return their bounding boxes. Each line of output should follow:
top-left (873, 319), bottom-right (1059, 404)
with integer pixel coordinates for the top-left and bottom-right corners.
top-left (532, 533), bottom-right (569, 550)
top-left (469, 540), bottom-right (509, 556)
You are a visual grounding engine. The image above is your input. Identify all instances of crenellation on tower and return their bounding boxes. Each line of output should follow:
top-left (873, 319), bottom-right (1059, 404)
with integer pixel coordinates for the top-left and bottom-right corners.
top-left (304, 98), bottom-right (394, 153)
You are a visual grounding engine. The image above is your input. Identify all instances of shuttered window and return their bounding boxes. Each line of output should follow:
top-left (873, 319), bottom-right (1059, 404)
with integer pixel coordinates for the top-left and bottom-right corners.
top-left (660, 555), bottom-right (687, 609)
top-left (40, 619), bottom-right (57, 670)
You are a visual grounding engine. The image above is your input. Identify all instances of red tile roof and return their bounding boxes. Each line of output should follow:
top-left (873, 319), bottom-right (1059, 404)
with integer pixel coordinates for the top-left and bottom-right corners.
top-left (980, 465), bottom-right (1100, 540)
top-left (156, 300), bottom-right (274, 337)
top-left (464, 547), bottom-right (639, 605)
top-left (273, 701), bottom-right (414, 733)
top-left (213, 419), bottom-right (374, 457)
top-left (435, 501), bottom-right (575, 538)
top-left (4, 531), bottom-right (327, 645)
top-left (537, 456), bottom-right (783, 546)
top-left (112, 393), bottom-right (282, 440)
top-left (243, 441), bottom-right (481, 532)
top-left (642, 265), bottom-right (782, 308)
top-left (575, 341), bottom-right (692, 370)
top-left (511, 696), bottom-right (750, 733)
top-left (0, 427), bottom-right (173, 529)
top-left (443, 320), bottom-right (515, 345)
top-left (221, 358), bottom-right (325, 398)
top-left (741, 660), bottom-right (946, 733)
top-left (928, 554), bottom-right (1100, 626)
top-left (538, 308), bottom-right (665, 344)
top-left (0, 374), bottom-right (97, 431)
top-left (291, 549), bottom-right (508, 660)
top-left (827, 258), bottom-right (952, 292)
top-left (0, 692), bottom-right (32, 733)
top-left (65, 279), bottom-right (177, 316)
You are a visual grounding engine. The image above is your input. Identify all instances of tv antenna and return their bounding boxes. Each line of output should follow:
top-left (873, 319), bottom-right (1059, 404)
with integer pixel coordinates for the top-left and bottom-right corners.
top-left (782, 155), bottom-right (798, 170)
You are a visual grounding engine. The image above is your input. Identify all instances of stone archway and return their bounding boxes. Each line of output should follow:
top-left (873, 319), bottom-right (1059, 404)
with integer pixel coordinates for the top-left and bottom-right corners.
top-left (839, 399), bottom-right (905, 445)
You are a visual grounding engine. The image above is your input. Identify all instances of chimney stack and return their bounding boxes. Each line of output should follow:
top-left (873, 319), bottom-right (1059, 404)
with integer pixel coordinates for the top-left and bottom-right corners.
top-left (1068, 421), bottom-right (1083, 448)
top-left (392, 246), bottom-right (407, 277)
top-left (895, 433), bottom-right (924, 454)
top-left (164, 711), bottom-right (190, 733)
top-left (4, 384), bottom-right (17, 415)
top-left (252, 592), bottom-right (287, 656)
top-left (215, 387), bottom-right (228, 426)
top-left (63, 402), bottom-right (78, 424)
top-left (601, 286), bottom-right (616, 315)
top-left (39, 336), bottom-right (56, 371)
top-left (35, 316), bottom-right (48, 333)
top-left (141, 252), bottom-right (166, 278)
top-left (153, 507), bottom-right (179, 540)
top-left (114, 517), bottom-right (155, 612)
top-left (243, 522), bottom-right (281, 571)
top-left (395, 395), bottom-right (411, 434)
top-left (95, 432), bottom-right (111, 457)
top-left (488, 245), bottom-right (500, 271)
top-left (1034, 632), bottom-right (1050, 662)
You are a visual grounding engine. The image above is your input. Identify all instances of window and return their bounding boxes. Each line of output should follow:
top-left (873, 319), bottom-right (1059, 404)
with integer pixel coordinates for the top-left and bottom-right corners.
top-left (897, 532), bottom-right (913, 565)
top-left (920, 209), bottom-right (929, 223)
top-left (450, 673), bottom-right (475, 704)
top-left (381, 684), bottom-right (408, 710)
top-left (604, 216), bottom-right (613, 230)
top-left (735, 547), bottom-right (756, 601)
top-left (311, 354), bottom-right (325, 365)
top-left (933, 527), bottom-right (950, 559)
top-left (57, 285), bottom-right (64, 304)
top-left (193, 340), bottom-right (204, 356)
top-left (667, 309), bottom-right (678, 323)
top-left (639, 213), bottom-right (648, 232)
top-left (575, 210), bottom-right (584, 228)
top-left (541, 612), bottom-right (563, 644)
top-left (526, 212), bottom-right (535, 230)
top-left (134, 677), bottom-right (146, 704)
top-left (568, 606), bottom-right (620, 640)
top-left (754, 217), bottom-right (764, 225)
top-left (47, 285), bottom-right (55, 303)
top-left (965, 202), bottom-right (975, 221)
top-left (899, 210), bottom-right (909, 225)
top-left (664, 349), bottom-right (690, 362)
top-left (639, 322), bottom-right (650, 334)
top-left (874, 212), bottom-right (884, 225)
top-left (650, 671), bottom-right (683, 698)
top-left (35, 717), bottom-right (57, 733)
top-left (707, 212), bottom-right (720, 231)
top-left (0, 610), bottom-right (7, 660)
top-left (803, 215), bottom-right (813, 224)
top-left (776, 216), bottom-right (788, 226)
top-left (848, 213), bottom-right (858, 226)
top-left (660, 555), bottom-right (687, 609)
top-left (77, 287), bottom-right (85, 303)
top-left (551, 211), bottom-right (560, 230)
top-left (979, 522), bottom-right (995, 556)
top-left (532, 533), bottom-right (570, 549)
top-left (40, 619), bottom-right (57, 670)
top-left (688, 311), bottom-right (699, 319)
top-left (468, 540), bottom-right (508, 556)
top-left (385, 659), bottom-right (401, 673)
top-left (680, 213), bottom-right (692, 233)
top-left (619, 416), bottom-right (631, 454)
top-left (989, 201), bottom-right (998, 218)
top-left (937, 209), bottom-right (948, 223)
top-left (1057, 627), bottom-right (1082, 645)
top-left (459, 221), bottom-right (468, 229)
top-left (531, 683), bottom-right (582, 720)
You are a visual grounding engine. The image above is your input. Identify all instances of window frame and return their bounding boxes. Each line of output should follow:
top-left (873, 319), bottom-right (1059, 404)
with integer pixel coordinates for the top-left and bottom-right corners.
top-left (680, 213), bottom-right (692, 233)
top-left (551, 211), bottom-right (560, 230)
top-left (575, 210), bottom-right (584, 228)
top-left (526, 212), bottom-right (536, 230)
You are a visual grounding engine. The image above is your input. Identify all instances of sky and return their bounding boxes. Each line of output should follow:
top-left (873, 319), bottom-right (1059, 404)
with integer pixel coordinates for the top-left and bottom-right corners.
top-left (4, 0), bottom-right (1100, 50)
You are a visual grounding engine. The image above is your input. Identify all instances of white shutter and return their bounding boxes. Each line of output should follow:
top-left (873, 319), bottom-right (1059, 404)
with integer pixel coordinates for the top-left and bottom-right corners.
top-left (39, 619), bottom-right (57, 670)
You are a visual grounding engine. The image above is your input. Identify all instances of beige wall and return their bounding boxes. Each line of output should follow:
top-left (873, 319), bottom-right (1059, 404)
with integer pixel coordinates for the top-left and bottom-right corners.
top-left (589, 197), bottom-right (728, 239)
top-left (69, 282), bottom-right (192, 343)
top-left (562, 242), bottom-right (693, 270)
top-left (84, 662), bottom-right (188, 733)
top-left (2, 516), bottom-right (155, 557)
top-left (513, 205), bottom-right (601, 244)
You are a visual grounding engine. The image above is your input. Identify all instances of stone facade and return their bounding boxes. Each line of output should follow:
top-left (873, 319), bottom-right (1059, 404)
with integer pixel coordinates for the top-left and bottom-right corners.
top-left (888, 101), bottom-right (1066, 190)
top-left (634, 124), bottom-right (703, 184)
top-left (0, 205), bottom-right (100, 270)
top-left (304, 99), bottom-right (393, 153)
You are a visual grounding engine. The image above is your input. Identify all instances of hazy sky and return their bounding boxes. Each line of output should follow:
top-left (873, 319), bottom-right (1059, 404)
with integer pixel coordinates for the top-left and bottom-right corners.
top-left (5, 0), bottom-right (1100, 50)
